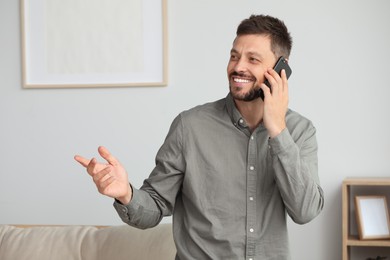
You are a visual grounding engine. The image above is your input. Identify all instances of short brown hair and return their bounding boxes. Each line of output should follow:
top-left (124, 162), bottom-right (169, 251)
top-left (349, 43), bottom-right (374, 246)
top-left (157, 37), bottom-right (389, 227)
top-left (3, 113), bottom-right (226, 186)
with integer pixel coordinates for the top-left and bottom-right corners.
top-left (236, 15), bottom-right (292, 59)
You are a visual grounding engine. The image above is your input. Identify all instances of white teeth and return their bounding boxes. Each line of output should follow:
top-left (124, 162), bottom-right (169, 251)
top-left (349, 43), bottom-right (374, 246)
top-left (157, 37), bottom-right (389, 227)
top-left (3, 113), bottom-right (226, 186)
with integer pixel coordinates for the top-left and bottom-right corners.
top-left (234, 78), bottom-right (251, 83)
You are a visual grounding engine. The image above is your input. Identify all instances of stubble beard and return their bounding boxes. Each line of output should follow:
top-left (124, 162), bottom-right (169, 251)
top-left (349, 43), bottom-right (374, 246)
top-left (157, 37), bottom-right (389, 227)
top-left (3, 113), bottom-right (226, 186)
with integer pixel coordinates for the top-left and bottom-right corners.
top-left (229, 82), bottom-right (261, 102)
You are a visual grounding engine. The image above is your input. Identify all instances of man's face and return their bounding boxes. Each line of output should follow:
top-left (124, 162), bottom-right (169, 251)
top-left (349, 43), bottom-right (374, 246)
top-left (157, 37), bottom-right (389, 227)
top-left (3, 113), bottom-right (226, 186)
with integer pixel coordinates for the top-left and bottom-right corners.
top-left (227, 34), bottom-right (277, 102)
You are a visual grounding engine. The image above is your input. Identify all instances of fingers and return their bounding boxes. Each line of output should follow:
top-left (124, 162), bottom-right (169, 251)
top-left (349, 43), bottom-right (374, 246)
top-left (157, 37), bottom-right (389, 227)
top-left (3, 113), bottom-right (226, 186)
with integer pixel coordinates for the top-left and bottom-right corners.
top-left (260, 69), bottom-right (276, 100)
top-left (93, 165), bottom-right (112, 184)
top-left (262, 68), bottom-right (288, 98)
top-left (280, 68), bottom-right (288, 82)
top-left (75, 146), bottom-right (120, 181)
top-left (74, 147), bottom-right (122, 196)
top-left (75, 154), bottom-right (106, 178)
top-left (74, 155), bottom-right (90, 167)
top-left (86, 157), bottom-right (99, 176)
top-left (280, 69), bottom-right (289, 97)
top-left (93, 165), bottom-right (115, 193)
top-left (260, 81), bottom-right (271, 99)
top-left (75, 146), bottom-right (118, 169)
top-left (98, 146), bottom-right (119, 166)
top-left (77, 154), bottom-right (115, 191)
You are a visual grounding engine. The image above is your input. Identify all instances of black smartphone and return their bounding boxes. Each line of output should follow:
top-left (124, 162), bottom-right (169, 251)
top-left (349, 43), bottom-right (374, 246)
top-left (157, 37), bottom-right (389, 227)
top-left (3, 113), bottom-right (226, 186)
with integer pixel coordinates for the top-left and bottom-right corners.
top-left (258, 56), bottom-right (292, 100)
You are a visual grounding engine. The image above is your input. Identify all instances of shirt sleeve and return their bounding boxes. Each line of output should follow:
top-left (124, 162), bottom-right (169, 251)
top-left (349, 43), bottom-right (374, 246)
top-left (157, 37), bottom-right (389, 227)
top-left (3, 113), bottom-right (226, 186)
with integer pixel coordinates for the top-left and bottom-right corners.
top-left (113, 114), bottom-right (185, 229)
top-left (269, 124), bottom-right (324, 224)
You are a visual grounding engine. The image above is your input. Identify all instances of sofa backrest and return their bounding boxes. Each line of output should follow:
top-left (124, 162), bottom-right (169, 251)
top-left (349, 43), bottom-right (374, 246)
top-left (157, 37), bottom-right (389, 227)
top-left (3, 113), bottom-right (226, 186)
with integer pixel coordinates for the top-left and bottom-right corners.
top-left (0, 224), bottom-right (176, 260)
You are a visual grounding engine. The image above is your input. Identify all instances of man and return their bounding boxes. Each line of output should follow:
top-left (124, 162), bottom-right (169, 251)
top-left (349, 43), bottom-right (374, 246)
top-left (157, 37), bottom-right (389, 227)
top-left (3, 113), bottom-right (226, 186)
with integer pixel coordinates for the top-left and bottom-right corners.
top-left (75, 14), bottom-right (324, 259)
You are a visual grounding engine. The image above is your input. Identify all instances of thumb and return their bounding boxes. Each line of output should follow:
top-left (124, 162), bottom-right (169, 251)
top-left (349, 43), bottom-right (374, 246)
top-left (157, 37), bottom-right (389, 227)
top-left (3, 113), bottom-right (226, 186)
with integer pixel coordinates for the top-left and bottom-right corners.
top-left (98, 146), bottom-right (119, 166)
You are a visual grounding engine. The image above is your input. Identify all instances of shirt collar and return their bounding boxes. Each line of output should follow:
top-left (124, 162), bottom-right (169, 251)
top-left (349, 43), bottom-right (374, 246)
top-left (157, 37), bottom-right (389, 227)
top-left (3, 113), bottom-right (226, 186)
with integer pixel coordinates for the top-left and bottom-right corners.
top-left (225, 93), bottom-right (247, 128)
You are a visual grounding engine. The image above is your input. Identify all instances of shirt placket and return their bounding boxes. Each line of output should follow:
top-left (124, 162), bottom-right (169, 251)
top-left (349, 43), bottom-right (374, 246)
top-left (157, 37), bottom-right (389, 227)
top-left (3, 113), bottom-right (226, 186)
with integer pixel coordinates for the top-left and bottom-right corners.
top-left (246, 133), bottom-right (257, 260)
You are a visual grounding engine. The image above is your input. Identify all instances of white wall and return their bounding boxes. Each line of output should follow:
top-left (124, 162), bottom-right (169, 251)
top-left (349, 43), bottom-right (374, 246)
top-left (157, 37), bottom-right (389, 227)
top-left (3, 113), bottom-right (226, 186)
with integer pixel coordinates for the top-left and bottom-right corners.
top-left (1, 0), bottom-right (390, 259)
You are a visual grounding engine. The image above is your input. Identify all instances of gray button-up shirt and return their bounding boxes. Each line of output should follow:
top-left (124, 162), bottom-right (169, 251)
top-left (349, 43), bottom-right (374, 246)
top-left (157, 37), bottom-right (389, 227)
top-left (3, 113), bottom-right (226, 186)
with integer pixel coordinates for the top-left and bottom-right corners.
top-left (114, 94), bottom-right (324, 260)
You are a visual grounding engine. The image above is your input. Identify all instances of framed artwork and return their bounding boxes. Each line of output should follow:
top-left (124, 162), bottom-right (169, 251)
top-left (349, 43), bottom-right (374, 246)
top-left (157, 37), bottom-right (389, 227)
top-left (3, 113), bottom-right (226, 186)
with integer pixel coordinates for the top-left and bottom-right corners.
top-left (355, 196), bottom-right (390, 240)
top-left (20, 0), bottom-right (168, 88)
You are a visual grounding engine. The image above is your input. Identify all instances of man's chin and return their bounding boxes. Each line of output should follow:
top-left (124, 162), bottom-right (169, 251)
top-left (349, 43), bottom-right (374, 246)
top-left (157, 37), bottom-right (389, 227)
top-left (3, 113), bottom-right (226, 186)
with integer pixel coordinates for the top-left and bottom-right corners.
top-left (230, 89), bottom-right (261, 102)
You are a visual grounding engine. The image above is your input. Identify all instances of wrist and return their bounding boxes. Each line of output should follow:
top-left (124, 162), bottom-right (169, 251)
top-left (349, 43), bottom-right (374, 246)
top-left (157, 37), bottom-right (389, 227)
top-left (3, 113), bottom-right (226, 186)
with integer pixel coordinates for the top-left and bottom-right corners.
top-left (268, 126), bottom-right (286, 139)
top-left (116, 184), bottom-right (133, 205)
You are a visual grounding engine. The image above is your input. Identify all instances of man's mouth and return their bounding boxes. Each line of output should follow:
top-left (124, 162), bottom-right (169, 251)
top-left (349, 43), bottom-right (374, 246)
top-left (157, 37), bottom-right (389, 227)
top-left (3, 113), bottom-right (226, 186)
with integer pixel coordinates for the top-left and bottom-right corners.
top-left (233, 77), bottom-right (252, 83)
top-left (230, 72), bottom-right (255, 84)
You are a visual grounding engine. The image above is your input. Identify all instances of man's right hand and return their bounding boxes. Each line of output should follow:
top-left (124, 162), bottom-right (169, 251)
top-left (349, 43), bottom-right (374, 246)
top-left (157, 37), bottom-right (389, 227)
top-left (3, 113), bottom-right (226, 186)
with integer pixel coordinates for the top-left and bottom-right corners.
top-left (74, 146), bottom-right (132, 205)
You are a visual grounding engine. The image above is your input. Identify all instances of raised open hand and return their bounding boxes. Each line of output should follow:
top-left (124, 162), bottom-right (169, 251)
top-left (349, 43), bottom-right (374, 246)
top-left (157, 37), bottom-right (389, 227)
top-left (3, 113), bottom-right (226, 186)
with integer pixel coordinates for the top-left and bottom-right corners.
top-left (74, 146), bottom-right (132, 204)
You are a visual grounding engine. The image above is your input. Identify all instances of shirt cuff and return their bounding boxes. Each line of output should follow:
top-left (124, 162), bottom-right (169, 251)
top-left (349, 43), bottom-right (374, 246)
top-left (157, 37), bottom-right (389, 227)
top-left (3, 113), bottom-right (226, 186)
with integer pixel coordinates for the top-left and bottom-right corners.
top-left (113, 187), bottom-right (142, 223)
top-left (268, 128), bottom-right (295, 155)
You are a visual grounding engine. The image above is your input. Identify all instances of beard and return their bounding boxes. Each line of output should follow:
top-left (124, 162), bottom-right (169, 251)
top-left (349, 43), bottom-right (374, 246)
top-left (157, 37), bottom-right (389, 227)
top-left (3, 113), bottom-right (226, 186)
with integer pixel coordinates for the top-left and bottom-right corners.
top-left (230, 85), bottom-right (260, 101)
top-left (229, 72), bottom-right (261, 102)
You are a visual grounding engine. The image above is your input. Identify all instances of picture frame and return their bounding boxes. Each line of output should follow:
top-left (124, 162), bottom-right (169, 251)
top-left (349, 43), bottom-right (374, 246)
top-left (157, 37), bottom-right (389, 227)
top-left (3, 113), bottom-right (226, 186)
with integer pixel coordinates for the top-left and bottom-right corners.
top-left (20, 0), bottom-right (168, 88)
top-left (355, 195), bottom-right (390, 240)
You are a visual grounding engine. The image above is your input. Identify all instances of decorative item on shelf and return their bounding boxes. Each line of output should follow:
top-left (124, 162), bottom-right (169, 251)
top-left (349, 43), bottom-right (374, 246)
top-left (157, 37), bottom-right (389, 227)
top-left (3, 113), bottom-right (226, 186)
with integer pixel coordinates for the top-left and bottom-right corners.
top-left (355, 196), bottom-right (390, 240)
top-left (366, 256), bottom-right (387, 260)
top-left (343, 178), bottom-right (390, 260)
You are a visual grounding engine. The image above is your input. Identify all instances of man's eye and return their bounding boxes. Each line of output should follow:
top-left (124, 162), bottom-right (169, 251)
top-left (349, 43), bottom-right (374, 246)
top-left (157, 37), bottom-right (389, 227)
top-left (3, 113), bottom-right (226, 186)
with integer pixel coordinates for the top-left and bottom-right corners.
top-left (230, 55), bottom-right (238, 60)
top-left (249, 57), bottom-right (259, 62)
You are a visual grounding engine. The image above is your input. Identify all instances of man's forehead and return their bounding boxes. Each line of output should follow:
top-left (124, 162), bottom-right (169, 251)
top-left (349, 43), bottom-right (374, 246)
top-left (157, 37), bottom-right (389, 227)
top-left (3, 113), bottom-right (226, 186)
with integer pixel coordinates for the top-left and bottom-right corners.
top-left (233, 34), bottom-right (271, 43)
top-left (231, 34), bottom-right (272, 56)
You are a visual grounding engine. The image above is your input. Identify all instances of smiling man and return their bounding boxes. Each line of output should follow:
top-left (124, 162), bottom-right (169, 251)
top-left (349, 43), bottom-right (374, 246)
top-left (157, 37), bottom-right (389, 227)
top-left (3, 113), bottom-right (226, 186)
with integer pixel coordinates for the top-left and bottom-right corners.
top-left (75, 14), bottom-right (324, 260)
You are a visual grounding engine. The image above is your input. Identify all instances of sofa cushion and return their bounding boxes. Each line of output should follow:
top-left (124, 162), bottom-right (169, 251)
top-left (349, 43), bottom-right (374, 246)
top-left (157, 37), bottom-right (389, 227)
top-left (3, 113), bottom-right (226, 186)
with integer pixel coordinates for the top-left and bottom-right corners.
top-left (81, 224), bottom-right (176, 260)
top-left (0, 224), bottom-right (175, 260)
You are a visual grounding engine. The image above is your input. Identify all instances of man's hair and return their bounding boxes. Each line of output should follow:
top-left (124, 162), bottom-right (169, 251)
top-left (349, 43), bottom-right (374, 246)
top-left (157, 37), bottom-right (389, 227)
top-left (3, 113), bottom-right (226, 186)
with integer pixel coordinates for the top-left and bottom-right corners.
top-left (236, 14), bottom-right (292, 59)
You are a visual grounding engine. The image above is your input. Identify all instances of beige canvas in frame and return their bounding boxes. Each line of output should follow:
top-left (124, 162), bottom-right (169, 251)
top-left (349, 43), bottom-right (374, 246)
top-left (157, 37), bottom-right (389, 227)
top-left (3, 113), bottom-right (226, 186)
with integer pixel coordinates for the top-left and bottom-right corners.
top-left (355, 195), bottom-right (390, 240)
top-left (21, 0), bottom-right (168, 88)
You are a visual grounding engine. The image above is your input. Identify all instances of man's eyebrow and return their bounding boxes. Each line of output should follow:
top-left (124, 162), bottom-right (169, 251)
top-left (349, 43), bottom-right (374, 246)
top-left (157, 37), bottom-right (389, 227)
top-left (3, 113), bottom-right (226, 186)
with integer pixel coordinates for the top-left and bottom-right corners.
top-left (230, 49), bottom-right (263, 59)
top-left (247, 51), bottom-right (263, 59)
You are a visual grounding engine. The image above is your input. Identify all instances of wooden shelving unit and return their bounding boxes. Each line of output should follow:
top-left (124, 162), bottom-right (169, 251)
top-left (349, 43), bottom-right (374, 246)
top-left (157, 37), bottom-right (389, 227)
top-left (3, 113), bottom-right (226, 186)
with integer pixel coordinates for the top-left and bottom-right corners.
top-left (342, 178), bottom-right (390, 260)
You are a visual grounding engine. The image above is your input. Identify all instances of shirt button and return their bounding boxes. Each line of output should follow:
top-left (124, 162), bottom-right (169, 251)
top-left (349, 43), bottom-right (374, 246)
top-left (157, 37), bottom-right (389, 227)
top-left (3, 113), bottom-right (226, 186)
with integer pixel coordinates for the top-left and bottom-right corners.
top-left (249, 258), bottom-right (253, 260)
top-left (249, 166), bottom-right (254, 170)
top-left (250, 136), bottom-right (254, 140)
top-left (239, 119), bottom-right (244, 124)
top-left (249, 197), bottom-right (254, 201)
top-left (249, 228), bottom-right (254, 232)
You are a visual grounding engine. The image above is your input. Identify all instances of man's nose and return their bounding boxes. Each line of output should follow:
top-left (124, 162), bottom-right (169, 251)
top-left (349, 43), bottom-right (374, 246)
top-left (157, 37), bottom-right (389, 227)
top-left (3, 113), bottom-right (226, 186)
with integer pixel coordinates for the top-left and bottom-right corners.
top-left (234, 59), bottom-right (247, 73)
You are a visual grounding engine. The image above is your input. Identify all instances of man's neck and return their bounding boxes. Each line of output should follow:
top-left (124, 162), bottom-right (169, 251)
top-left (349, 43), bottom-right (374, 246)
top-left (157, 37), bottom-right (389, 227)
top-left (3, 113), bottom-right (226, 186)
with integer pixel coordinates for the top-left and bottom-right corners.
top-left (234, 98), bottom-right (264, 132)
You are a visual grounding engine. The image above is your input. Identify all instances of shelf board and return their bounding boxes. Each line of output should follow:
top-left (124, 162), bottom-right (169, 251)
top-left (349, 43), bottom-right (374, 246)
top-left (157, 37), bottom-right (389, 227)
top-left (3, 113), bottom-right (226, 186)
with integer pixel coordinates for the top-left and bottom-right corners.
top-left (347, 235), bottom-right (390, 247)
top-left (343, 177), bottom-right (390, 186)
